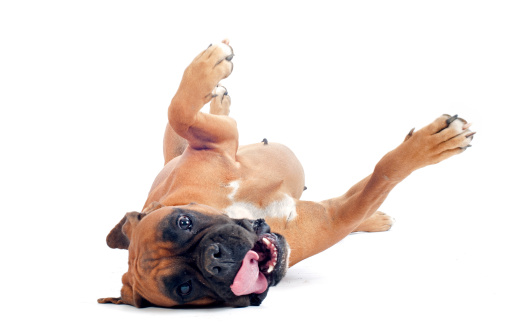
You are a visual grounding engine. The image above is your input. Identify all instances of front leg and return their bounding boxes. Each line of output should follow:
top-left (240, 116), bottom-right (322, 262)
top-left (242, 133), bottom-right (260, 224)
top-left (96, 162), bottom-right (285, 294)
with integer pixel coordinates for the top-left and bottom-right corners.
top-left (275, 115), bottom-right (475, 266)
top-left (162, 85), bottom-right (232, 164)
top-left (168, 40), bottom-right (237, 154)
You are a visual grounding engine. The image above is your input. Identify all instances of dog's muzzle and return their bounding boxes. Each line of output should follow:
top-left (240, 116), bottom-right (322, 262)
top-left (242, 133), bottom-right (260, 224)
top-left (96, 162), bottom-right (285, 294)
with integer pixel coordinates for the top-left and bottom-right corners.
top-left (196, 219), bottom-right (287, 305)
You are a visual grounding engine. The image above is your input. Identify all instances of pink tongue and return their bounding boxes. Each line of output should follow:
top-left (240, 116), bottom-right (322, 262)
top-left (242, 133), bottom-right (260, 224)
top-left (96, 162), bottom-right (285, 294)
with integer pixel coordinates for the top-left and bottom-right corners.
top-left (230, 250), bottom-right (268, 296)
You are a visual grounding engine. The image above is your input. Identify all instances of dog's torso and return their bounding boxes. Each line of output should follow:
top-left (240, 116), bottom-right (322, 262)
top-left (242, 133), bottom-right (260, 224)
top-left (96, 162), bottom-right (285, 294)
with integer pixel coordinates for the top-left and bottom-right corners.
top-left (144, 142), bottom-right (305, 222)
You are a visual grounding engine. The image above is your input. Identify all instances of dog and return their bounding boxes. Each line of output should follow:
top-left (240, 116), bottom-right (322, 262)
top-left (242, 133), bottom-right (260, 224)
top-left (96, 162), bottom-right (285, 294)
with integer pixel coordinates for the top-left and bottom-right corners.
top-left (98, 40), bottom-right (475, 308)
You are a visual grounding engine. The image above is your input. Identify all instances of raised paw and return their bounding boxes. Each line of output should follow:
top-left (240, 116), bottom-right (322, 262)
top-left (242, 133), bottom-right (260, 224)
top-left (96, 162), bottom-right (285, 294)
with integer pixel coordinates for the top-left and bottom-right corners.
top-left (203, 41), bottom-right (234, 81)
top-left (437, 114), bottom-right (475, 149)
top-left (180, 41), bottom-right (235, 106)
top-left (209, 85), bottom-right (231, 115)
top-left (426, 114), bottom-right (475, 156)
top-left (398, 114), bottom-right (475, 172)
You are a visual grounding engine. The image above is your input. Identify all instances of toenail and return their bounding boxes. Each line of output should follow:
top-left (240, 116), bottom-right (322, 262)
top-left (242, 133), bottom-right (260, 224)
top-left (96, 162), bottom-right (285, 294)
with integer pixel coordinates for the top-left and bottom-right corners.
top-left (446, 114), bottom-right (459, 126)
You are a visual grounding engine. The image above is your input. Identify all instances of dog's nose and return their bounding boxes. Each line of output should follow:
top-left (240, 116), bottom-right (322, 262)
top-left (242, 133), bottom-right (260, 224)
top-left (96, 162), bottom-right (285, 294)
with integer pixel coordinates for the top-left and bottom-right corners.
top-left (202, 243), bottom-right (240, 279)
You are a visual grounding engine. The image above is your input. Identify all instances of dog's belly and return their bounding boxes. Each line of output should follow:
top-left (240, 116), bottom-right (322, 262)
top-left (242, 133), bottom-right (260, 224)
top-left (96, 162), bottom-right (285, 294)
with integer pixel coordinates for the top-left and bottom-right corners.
top-left (224, 180), bottom-right (298, 221)
top-left (236, 142), bottom-right (305, 198)
top-left (224, 143), bottom-right (304, 220)
top-left (145, 142), bottom-right (305, 218)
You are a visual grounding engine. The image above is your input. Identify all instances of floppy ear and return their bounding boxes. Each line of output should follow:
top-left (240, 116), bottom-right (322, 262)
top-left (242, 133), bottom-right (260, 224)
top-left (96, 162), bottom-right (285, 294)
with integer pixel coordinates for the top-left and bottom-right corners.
top-left (98, 273), bottom-right (146, 308)
top-left (142, 201), bottom-right (164, 214)
top-left (106, 202), bottom-right (165, 249)
top-left (106, 212), bottom-right (144, 249)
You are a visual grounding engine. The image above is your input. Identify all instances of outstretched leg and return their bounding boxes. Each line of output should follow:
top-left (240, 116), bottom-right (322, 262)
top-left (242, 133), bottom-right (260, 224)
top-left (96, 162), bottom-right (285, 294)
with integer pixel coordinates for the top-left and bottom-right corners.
top-left (270, 114), bottom-right (475, 266)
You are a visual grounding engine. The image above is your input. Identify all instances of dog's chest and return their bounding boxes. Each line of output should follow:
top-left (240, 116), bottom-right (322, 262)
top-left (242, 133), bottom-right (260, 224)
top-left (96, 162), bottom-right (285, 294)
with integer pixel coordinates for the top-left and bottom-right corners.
top-left (223, 180), bottom-right (297, 221)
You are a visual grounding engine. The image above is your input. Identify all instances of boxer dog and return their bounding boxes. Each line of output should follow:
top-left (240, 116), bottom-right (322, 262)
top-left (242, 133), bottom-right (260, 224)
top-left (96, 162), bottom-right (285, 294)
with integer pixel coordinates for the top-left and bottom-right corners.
top-left (98, 40), bottom-right (474, 308)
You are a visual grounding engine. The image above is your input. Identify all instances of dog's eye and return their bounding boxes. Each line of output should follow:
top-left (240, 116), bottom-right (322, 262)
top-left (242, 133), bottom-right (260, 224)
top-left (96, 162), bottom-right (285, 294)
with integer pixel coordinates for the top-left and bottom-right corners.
top-left (177, 281), bottom-right (192, 296)
top-left (177, 215), bottom-right (192, 231)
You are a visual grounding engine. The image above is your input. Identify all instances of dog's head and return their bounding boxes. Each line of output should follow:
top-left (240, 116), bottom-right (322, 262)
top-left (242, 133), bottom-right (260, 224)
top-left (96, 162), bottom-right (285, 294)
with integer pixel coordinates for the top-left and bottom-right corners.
top-left (99, 203), bottom-right (289, 307)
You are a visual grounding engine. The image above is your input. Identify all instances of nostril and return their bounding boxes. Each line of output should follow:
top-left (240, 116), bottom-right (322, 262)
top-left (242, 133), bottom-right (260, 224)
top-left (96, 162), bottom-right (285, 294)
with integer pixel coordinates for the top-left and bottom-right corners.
top-left (203, 243), bottom-right (239, 278)
top-left (206, 244), bottom-right (221, 259)
top-left (204, 244), bottom-right (224, 276)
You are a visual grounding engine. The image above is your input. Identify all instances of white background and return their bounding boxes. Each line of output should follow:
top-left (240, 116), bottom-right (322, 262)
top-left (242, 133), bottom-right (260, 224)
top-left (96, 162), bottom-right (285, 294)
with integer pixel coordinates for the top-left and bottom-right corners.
top-left (1, 1), bottom-right (515, 331)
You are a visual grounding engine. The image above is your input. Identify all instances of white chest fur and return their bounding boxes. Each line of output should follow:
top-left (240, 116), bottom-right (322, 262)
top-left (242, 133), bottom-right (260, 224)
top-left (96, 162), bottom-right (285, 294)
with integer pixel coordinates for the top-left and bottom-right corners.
top-left (224, 180), bottom-right (297, 221)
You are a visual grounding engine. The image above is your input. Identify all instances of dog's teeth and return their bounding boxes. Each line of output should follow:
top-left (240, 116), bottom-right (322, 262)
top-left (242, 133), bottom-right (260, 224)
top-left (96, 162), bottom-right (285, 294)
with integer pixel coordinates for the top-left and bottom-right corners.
top-left (259, 236), bottom-right (280, 274)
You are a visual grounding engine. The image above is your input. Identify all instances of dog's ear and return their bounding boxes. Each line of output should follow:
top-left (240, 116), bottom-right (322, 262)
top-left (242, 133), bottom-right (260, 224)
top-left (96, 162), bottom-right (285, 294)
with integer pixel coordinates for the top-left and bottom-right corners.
top-left (106, 212), bottom-right (144, 249)
top-left (98, 273), bottom-right (146, 308)
top-left (142, 201), bottom-right (164, 214)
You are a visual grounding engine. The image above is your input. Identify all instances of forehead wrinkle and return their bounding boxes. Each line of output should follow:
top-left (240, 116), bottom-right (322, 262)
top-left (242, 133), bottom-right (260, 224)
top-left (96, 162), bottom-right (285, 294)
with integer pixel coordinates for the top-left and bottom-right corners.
top-left (135, 247), bottom-right (176, 284)
top-left (140, 250), bottom-right (170, 272)
top-left (140, 251), bottom-right (198, 279)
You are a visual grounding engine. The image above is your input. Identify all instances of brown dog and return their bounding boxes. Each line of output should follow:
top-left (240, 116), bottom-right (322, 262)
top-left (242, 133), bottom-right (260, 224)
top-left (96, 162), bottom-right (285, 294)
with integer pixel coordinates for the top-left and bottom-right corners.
top-left (98, 40), bottom-right (474, 308)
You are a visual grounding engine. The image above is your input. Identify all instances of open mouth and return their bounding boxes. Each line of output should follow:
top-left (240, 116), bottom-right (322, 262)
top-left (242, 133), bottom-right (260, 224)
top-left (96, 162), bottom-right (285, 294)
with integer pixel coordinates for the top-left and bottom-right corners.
top-left (230, 233), bottom-right (285, 297)
top-left (253, 234), bottom-right (279, 275)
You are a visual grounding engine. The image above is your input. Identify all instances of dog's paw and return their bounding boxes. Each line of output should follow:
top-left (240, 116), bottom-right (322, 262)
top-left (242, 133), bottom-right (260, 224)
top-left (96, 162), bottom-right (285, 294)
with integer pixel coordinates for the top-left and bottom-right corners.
top-left (203, 41), bottom-right (234, 80)
top-left (427, 114), bottom-right (475, 160)
top-left (436, 114), bottom-right (475, 149)
top-left (353, 211), bottom-right (395, 232)
top-left (182, 40), bottom-right (234, 104)
top-left (401, 114), bottom-right (475, 170)
top-left (209, 85), bottom-right (231, 115)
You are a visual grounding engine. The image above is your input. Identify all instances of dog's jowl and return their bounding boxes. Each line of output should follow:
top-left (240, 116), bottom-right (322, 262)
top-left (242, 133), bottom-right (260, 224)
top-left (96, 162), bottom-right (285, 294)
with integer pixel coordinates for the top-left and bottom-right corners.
top-left (98, 40), bottom-right (474, 308)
